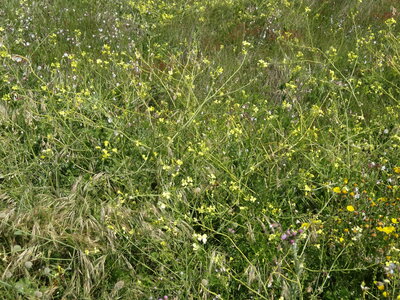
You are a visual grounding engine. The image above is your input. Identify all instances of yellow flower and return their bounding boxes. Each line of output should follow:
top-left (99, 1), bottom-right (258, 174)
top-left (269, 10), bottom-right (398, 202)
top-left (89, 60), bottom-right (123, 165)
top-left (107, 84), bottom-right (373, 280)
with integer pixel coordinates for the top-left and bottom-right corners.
top-left (346, 205), bottom-right (355, 212)
top-left (383, 291), bottom-right (388, 297)
top-left (376, 281), bottom-right (385, 290)
top-left (333, 187), bottom-right (341, 194)
top-left (394, 167), bottom-right (400, 174)
top-left (392, 218), bottom-right (399, 224)
top-left (301, 222), bottom-right (310, 229)
top-left (376, 226), bottom-right (396, 234)
top-left (304, 185), bottom-right (312, 192)
top-left (385, 18), bottom-right (397, 26)
top-left (102, 149), bottom-right (111, 159)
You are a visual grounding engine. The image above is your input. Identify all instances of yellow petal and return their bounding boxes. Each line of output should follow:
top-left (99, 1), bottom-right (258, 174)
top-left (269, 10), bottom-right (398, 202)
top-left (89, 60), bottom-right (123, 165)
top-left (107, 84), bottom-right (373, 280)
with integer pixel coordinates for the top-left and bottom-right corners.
top-left (333, 187), bottom-right (341, 194)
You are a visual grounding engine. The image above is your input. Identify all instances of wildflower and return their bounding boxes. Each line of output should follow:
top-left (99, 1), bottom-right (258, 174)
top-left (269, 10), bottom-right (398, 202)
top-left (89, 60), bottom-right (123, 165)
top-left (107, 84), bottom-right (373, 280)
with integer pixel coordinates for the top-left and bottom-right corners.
top-left (394, 167), bottom-right (400, 174)
top-left (361, 281), bottom-right (369, 291)
top-left (242, 41), bottom-right (252, 54)
top-left (333, 187), bottom-right (341, 194)
top-left (102, 149), bottom-right (111, 159)
top-left (376, 226), bottom-right (396, 234)
top-left (385, 18), bottom-right (397, 26)
top-left (258, 59), bottom-right (269, 68)
top-left (193, 233), bottom-right (207, 244)
top-left (385, 262), bottom-right (397, 274)
top-left (242, 40), bottom-right (251, 47)
top-left (301, 222), bottom-right (310, 229)
top-left (346, 205), bottom-right (355, 212)
top-left (245, 195), bottom-right (257, 202)
top-left (161, 191), bottom-right (171, 199)
top-left (375, 281), bottom-right (385, 290)
top-left (192, 243), bottom-right (200, 251)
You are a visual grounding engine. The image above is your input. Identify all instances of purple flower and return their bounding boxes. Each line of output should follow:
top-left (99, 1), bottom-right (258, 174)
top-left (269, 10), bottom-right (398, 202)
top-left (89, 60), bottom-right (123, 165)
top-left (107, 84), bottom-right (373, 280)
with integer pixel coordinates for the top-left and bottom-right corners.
top-left (281, 233), bottom-right (288, 240)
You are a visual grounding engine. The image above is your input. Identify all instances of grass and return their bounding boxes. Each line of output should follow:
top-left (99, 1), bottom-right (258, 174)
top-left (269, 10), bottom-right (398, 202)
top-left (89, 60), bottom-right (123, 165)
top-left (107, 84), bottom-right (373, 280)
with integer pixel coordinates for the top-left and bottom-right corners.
top-left (1, 0), bottom-right (400, 299)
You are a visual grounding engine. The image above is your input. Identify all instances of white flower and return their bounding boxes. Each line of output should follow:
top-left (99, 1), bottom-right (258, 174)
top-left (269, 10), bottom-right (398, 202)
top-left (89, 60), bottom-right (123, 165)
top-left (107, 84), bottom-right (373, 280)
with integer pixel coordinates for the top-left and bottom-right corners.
top-left (197, 234), bottom-right (207, 244)
top-left (192, 243), bottom-right (200, 251)
top-left (193, 233), bottom-right (208, 244)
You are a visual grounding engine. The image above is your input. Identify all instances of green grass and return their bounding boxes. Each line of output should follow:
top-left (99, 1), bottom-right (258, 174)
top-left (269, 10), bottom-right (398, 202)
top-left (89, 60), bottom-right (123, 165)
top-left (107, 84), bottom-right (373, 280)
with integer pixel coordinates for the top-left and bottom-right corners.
top-left (1, 0), bottom-right (400, 299)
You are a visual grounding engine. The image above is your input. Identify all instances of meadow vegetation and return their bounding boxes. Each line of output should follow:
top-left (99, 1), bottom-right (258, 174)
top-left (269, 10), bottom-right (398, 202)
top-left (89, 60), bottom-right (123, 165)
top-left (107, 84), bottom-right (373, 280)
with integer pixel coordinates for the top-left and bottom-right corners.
top-left (1, 0), bottom-right (400, 299)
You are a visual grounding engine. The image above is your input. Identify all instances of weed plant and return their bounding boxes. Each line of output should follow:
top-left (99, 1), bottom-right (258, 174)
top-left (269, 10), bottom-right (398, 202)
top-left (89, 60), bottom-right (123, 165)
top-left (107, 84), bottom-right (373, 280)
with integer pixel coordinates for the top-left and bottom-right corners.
top-left (1, 0), bottom-right (400, 299)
